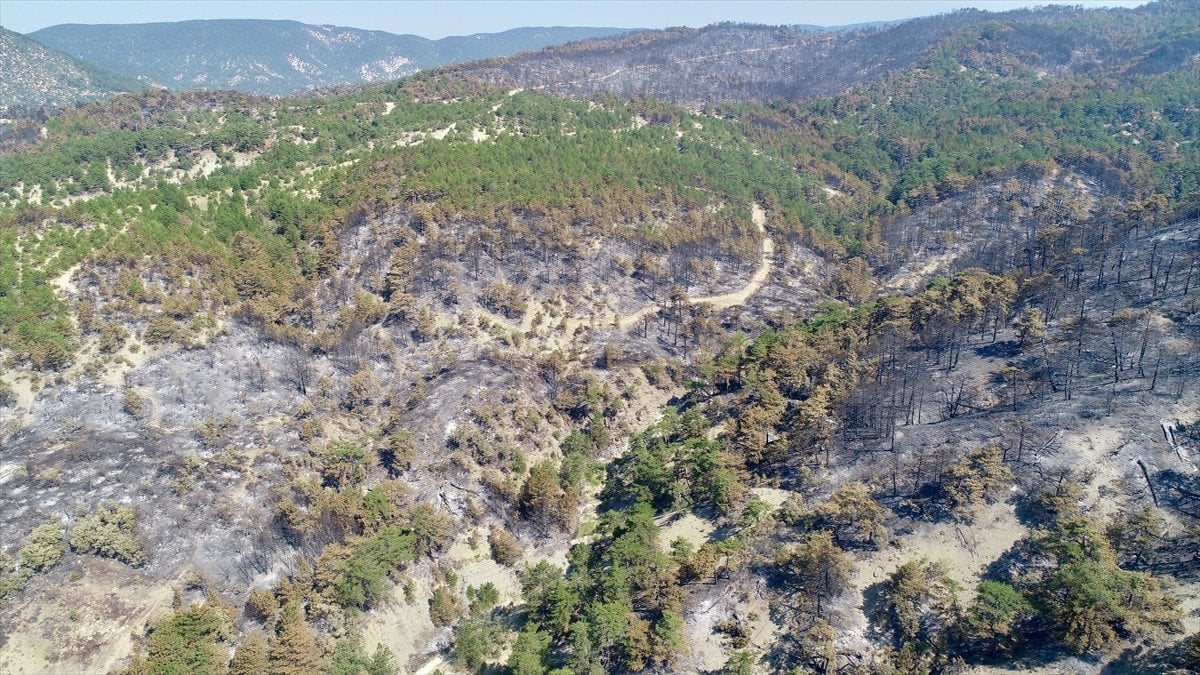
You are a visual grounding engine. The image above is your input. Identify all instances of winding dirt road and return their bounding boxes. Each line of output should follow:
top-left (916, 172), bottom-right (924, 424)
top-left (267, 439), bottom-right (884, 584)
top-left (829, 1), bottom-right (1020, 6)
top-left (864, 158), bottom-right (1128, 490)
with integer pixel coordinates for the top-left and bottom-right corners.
top-left (469, 203), bottom-right (773, 348)
top-left (605, 202), bottom-right (773, 331)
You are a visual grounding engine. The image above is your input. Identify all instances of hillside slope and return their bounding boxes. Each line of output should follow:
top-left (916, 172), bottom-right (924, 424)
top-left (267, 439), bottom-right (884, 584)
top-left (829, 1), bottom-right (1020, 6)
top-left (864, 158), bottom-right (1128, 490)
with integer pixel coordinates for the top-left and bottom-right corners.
top-left (0, 27), bottom-right (143, 110)
top-left (0, 3), bottom-right (1197, 674)
top-left (449, 2), bottom-right (1199, 104)
top-left (28, 20), bottom-right (630, 95)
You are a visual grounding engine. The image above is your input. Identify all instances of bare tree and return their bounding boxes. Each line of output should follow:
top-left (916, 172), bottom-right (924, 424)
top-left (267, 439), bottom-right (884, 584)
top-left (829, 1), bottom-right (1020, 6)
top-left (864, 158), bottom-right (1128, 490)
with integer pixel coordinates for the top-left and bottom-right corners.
top-left (249, 359), bottom-right (269, 392)
top-left (283, 348), bottom-right (314, 395)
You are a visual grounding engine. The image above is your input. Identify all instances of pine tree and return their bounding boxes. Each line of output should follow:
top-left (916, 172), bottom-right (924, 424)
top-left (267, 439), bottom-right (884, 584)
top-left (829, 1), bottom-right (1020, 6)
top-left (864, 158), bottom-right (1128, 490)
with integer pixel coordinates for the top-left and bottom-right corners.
top-left (229, 630), bottom-right (269, 675)
top-left (366, 644), bottom-right (399, 675)
top-left (269, 602), bottom-right (324, 675)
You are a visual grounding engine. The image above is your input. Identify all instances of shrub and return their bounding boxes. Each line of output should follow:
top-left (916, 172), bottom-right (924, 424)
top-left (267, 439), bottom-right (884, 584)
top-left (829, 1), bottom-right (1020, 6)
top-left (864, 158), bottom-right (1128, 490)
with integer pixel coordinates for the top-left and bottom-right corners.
top-left (229, 630), bottom-right (270, 675)
top-left (143, 315), bottom-right (180, 344)
top-left (20, 520), bottom-right (65, 572)
top-left (245, 587), bottom-right (280, 623)
top-left (379, 429), bottom-right (416, 476)
top-left (69, 503), bottom-right (145, 565)
top-left (123, 388), bottom-right (146, 417)
top-left (346, 367), bottom-right (381, 410)
top-left (807, 483), bottom-right (888, 549)
top-left (488, 527), bottom-right (523, 566)
top-left (942, 445), bottom-right (1013, 521)
top-left (321, 441), bottom-right (371, 489)
top-left (33, 467), bottom-right (62, 485)
top-left (127, 589), bottom-right (235, 674)
top-left (601, 342), bottom-right (622, 369)
top-left (0, 551), bottom-right (30, 600)
top-left (481, 281), bottom-right (527, 319)
top-left (429, 585), bottom-right (462, 627)
top-left (328, 526), bottom-right (415, 609)
top-left (98, 322), bottom-right (129, 354)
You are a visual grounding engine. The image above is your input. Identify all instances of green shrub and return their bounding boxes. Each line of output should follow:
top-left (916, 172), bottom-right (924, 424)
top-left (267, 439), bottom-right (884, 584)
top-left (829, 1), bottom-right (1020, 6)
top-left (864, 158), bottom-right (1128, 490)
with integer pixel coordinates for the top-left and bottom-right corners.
top-left (330, 526), bottom-right (416, 608)
top-left (245, 587), bottom-right (279, 623)
top-left (429, 585), bottom-right (462, 627)
top-left (33, 467), bottom-right (62, 485)
top-left (20, 520), bottom-right (65, 572)
top-left (98, 322), bottom-right (129, 353)
top-left (143, 315), bottom-right (180, 344)
top-left (0, 551), bottom-right (31, 600)
top-left (132, 589), bottom-right (235, 674)
top-left (941, 445), bottom-right (1013, 521)
top-left (69, 503), bottom-right (145, 565)
top-left (321, 441), bottom-right (371, 489)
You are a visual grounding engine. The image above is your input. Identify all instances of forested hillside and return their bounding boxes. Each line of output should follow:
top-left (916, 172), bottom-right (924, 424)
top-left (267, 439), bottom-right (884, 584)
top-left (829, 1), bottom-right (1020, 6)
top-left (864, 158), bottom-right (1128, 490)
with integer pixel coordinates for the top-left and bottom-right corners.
top-left (0, 2), bottom-right (1197, 674)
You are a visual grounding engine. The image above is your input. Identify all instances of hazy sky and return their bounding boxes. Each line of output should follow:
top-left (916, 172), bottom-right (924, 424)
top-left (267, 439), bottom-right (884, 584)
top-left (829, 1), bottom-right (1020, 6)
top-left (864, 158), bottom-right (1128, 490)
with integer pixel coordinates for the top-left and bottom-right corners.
top-left (0, 0), bottom-right (1150, 38)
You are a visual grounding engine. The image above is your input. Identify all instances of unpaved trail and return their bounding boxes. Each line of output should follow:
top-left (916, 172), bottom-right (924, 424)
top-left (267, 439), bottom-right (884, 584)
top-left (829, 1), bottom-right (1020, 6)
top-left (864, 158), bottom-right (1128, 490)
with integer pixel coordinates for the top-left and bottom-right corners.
top-left (138, 387), bottom-right (167, 430)
top-left (467, 203), bottom-right (774, 351)
top-left (590, 202), bottom-right (773, 333)
top-left (414, 654), bottom-right (449, 675)
top-left (677, 205), bottom-right (774, 308)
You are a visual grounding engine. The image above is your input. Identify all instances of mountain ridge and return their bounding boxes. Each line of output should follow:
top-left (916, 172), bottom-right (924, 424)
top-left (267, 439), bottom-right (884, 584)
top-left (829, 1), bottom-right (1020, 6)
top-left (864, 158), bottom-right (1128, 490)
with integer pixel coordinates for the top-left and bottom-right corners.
top-left (446, 2), bottom-right (1200, 104)
top-left (0, 26), bottom-right (144, 111)
top-left (26, 19), bottom-right (633, 96)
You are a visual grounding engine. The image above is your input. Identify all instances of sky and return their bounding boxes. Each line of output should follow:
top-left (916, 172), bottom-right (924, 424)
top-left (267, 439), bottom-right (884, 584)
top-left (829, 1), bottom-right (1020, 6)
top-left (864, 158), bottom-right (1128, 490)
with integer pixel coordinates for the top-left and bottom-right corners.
top-left (0, 0), bottom-right (1150, 38)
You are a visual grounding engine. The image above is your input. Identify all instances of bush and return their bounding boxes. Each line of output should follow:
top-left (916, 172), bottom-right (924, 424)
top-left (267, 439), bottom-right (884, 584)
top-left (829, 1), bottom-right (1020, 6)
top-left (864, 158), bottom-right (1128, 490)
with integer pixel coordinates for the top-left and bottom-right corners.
top-left (143, 315), bottom-right (180, 344)
top-left (98, 322), bottom-right (129, 354)
top-left (0, 551), bottom-right (30, 600)
top-left (488, 527), bottom-right (523, 567)
top-left (328, 526), bottom-right (416, 609)
top-left (123, 388), bottom-right (146, 417)
top-left (481, 281), bottom-right (527, 319)
top-left (321, 441), bottom-right (371, 489)
top-left (33, 467), bottom-right (62, 485)
top-left (806, 483), bottom-right (888, 549)
top-left (20, 519), bottom-right (65, 572)
top-left (429, 585), bottom-right (462, 627)
top-left (133, 589), bottom-right (235, 674)
top-left (69, 503), bottom-right (145, 565)
top-left (245, 587), bottom-right (280, 623)
top-left (942, 445), bottom-right (1012, 521)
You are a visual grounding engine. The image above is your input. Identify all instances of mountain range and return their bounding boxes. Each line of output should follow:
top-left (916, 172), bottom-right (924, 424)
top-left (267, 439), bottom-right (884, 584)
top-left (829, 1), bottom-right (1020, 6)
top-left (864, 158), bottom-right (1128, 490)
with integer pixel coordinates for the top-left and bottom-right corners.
top-left (25, 20), bottom-right (631, 96)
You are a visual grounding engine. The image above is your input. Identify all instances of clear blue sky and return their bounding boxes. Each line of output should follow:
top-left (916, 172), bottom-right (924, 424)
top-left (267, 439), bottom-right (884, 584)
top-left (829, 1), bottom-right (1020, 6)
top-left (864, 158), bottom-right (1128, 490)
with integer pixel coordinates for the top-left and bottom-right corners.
top-left (0, 0), bottom-right (1149, 38)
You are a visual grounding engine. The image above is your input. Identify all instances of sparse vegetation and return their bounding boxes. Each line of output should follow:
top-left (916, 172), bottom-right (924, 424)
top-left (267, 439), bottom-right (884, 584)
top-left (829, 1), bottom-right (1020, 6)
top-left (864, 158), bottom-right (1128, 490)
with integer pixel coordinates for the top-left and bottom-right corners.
top-left (0, 3), bottom-right (1197, 674)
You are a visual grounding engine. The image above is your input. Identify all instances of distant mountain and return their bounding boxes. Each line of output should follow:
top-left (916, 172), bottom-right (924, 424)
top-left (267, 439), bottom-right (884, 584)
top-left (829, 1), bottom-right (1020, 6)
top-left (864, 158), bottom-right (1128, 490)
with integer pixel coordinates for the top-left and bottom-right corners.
top-left (789, 19), bottom-right (908, 32)
top-left (0, 26), bottom-right (143, 110)
top-left (447, 2), bottom-right (1200, 105)
top-left (27, 20), bottom-right (631, 96)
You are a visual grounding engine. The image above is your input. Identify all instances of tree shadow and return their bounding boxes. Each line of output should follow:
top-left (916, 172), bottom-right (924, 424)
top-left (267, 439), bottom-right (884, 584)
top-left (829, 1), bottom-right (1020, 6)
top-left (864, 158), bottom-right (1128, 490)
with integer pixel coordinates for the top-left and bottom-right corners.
top-left (1100, 640), bottom-right (1191, 674)
top-left (975, 340), bottom-right (1021, 359)
top-left (861, 579), bottom-right (891, 646)
top-left (1155, 469), bottom-right (1200, 520)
